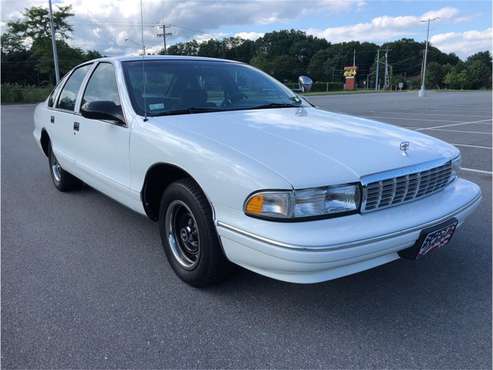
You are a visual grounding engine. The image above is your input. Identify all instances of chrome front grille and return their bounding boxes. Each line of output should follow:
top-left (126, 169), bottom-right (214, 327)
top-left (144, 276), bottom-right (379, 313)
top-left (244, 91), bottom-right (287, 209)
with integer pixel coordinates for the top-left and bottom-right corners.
top-left (361, 161), bottom-right (453, 212)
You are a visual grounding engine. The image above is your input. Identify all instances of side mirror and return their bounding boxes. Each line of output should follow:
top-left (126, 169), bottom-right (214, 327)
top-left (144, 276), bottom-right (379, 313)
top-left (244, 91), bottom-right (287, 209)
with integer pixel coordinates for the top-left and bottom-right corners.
top-left (298, 75), bottom-right (313, 93)
top-left (80, 101), bottom-right (125, 125)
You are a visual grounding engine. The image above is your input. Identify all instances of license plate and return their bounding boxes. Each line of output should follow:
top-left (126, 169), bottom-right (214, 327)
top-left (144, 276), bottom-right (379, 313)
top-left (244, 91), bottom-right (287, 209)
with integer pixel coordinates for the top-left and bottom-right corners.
top-left (417, 219), bottom-right (458, 258)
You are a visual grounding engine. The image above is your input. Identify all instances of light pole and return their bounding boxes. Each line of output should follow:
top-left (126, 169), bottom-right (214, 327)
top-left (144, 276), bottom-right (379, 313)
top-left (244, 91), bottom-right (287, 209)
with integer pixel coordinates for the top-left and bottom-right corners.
top-left (419, 17), bottom-right (439, 97)
top-left (375, 48), bottom-right (380, 91)
top-left (48, 0), bottom-right (60, 83)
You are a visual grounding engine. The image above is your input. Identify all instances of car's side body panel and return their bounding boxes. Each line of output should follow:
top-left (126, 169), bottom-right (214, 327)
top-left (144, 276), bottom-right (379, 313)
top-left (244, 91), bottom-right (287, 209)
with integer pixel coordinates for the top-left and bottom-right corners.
top-left (34, 60), bottom-right (146, 214)
top-left (74, 62), bottom-right (132, 195)
top-left (129, 116), bottom-right (293, 221)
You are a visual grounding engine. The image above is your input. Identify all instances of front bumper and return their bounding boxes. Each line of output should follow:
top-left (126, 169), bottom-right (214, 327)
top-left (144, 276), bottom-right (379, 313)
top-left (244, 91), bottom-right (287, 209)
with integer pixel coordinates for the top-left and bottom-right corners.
top-left (216, 178), bottom-right (481, 283)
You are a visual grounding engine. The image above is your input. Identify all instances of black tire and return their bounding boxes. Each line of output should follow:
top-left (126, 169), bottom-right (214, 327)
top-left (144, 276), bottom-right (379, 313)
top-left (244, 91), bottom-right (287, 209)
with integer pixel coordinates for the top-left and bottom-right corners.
top-left (48, 145), bottom-right (82, 192)
top-left (159, 178), bottom-right (232, 287)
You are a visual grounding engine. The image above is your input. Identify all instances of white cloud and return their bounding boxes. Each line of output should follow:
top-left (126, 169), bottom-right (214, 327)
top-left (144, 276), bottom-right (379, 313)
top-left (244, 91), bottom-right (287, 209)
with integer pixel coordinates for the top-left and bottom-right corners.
top-left (306, 7), bottom-right (463, 44)
top-left (234, 32), bottom-right (264, 41)
top-left (430, 28), bottom-right (492, 58)
top-left (430, 32), bottom-right (456, 44)
top-left (422, 7), bottom-right (458, 20)
top-left (193, 32), bottom-right (228, 43)
top-left (116, 31), bottom-right (129, 46)
top-left (1, 1), bottom-right (486, 59)
top-left (1, 0), bottom-right (364, 54)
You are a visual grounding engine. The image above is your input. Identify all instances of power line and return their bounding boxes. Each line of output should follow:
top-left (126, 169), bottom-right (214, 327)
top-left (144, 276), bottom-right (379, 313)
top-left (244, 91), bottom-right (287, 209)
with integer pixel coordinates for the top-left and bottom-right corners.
top-left (170, 24), bottom-right (207, 35)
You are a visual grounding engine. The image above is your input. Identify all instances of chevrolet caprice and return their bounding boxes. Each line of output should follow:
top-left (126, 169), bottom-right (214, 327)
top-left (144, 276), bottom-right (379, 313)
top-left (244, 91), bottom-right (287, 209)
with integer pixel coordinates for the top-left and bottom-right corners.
top-left (33, 56), bottom-right (481, 286)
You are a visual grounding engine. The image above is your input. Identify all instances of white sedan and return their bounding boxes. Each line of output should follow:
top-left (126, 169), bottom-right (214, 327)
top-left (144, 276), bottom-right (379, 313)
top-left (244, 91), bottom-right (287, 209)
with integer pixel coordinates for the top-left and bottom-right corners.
top-left (33, 56), bottom-right (481, 287)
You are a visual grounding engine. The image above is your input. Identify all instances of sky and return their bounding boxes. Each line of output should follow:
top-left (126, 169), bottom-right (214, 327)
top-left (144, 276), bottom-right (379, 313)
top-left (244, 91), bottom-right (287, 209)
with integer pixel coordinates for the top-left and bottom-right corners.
top-left (1, 0), bottom-right (492, 59)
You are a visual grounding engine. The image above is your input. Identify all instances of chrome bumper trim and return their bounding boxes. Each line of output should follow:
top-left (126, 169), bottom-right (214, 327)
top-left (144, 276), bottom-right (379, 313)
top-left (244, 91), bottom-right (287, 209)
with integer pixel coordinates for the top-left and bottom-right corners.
top-left (216, 194), bottom-right (481, 252)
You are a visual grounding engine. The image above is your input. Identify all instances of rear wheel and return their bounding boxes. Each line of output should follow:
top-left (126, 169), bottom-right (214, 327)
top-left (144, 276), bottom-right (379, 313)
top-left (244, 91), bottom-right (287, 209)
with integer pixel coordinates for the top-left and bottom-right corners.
top-left (159, 179), bottom-right (232, 287)
top-left (48, 146), bottom-right (82, 192)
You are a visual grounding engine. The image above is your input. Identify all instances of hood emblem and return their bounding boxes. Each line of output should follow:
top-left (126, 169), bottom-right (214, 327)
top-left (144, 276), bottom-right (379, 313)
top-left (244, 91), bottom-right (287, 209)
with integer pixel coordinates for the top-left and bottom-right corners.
top-left (400, 141), bottom-right (410, 156)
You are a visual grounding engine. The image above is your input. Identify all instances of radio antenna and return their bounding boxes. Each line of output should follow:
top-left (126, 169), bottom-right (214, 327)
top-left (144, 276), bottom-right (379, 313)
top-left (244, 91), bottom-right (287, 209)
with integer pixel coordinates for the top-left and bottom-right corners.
top-left (140, 0), bottom-right (148, 121)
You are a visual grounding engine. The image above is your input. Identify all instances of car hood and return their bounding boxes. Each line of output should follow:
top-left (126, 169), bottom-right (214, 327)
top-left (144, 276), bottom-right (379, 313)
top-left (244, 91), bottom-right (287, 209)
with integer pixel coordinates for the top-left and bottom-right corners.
top-left (154, 107), bottom-right (459, 188)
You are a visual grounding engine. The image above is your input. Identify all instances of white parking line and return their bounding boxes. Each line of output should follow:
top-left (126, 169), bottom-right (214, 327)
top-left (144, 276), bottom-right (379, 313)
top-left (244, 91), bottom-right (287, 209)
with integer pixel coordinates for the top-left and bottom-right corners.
top-left (462, 167), bottom-right (492, 175)
top-left (366, 110), bottom-right (491, 119)
top-left (423, 128), bottom-right (492, 135)
top-left (451, 143), bottom-right (492, 150)
top-left (416, 119), bottom-right (492, 131)
top-left (364, 115), bottom-right (477, 123)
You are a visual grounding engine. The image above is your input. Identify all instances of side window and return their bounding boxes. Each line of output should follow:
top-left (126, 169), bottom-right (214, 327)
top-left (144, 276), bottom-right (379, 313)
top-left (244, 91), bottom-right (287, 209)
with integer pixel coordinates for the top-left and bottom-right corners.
top-left (56, 64), bottom-right (91, 111)
top-left (47, 76), bottom-right (67, 107)
top-left (82, 63), bottom-right (121, 107)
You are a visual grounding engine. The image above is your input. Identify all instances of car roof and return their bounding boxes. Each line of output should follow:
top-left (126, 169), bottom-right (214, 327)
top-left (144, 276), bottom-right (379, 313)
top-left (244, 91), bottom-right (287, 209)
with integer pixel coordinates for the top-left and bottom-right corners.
top-left (86, 55), bottom-right (243, 64)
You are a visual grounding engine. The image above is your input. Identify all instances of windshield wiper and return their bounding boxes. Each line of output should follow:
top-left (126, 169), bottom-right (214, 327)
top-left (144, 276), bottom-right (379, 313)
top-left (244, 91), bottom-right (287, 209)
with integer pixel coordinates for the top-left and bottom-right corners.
top-left (150, 102), bottom-right (302, 116)
top-left (248, 102), bottom-right (301, 110)
top-left (152, 107), bottom-right (224, 116)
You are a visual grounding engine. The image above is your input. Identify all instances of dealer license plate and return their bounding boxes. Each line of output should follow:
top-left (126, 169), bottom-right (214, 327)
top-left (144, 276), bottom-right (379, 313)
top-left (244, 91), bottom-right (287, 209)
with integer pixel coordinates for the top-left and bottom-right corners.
top-left (417, 219), bottom-right (458, 258)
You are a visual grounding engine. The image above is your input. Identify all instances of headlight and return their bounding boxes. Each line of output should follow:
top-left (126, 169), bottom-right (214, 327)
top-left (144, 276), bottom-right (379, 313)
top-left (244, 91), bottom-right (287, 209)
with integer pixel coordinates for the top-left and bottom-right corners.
top-left (451, 154), bottom-right (461, 180)
top-left (244, 184), bottom-right (360, 221)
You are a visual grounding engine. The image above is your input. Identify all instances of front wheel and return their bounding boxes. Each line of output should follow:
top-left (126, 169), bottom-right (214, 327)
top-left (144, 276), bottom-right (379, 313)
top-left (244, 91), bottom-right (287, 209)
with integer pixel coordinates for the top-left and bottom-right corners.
top-left (48, 147), bottom-right (82, 192)
top-left (159, 179), bottom-right (232, 287)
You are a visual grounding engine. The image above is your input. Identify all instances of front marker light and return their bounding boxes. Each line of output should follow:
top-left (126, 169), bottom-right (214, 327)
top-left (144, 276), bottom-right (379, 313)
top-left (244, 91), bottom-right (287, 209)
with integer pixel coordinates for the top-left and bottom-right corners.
top-left (244, 184), bottom-right (360, 221)
top-left (451, 154), bottom-right (462, 180)
top-left (244, 191), bottom-right (292, 219)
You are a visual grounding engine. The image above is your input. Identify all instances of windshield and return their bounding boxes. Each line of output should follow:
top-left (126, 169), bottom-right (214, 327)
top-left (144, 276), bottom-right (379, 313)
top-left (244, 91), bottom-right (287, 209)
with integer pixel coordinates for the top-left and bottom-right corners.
top-left (122, 60), bottom-right (305, 116)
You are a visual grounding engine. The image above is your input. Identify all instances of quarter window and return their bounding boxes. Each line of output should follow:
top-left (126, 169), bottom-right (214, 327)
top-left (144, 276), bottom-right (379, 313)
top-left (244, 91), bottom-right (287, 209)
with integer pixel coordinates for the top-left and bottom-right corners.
top-left (82, 63), bottom-right (121, 107)
top-left (47, 75), bottom-right (67, 107)
top-left (56, 64), bottom-right (92, 111)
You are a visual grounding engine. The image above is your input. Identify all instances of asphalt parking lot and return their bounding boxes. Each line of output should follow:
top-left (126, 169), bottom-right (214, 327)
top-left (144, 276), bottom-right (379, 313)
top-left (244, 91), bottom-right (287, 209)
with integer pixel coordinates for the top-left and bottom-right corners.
top-left (2, 91), bottom-right (491, 369)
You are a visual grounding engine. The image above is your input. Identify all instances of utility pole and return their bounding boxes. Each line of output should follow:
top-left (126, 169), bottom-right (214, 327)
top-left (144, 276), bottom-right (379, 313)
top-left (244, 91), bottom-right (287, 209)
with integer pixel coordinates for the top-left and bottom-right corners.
top-left (384, 48), bottom-right (389, 89)
top-left (375, 48), bottom-right (380, 91)
top-left (48, 0), bottom-right (60, 83)
top-left (157, 24), bottom-right (172, 54)
top-left (419, 17), bottom-right (439, 97)
top-left (353, 48), bottom-right (356, 67)
top-left (389, 65), bottom-right (393, 90)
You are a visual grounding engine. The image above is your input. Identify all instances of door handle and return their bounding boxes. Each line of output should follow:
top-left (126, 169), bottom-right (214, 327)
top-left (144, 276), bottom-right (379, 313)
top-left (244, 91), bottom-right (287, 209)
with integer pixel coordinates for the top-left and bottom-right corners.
top-left (50, 115), bottom-right (55, 124)
top-left (73, 121), bottom-right (80, 132)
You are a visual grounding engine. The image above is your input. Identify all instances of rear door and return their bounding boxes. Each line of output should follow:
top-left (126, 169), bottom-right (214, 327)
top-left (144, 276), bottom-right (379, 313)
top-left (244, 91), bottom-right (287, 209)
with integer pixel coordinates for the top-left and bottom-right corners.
top-left (51, 63), bottom-right (92, 171)
top-left (74, 62), bottom-right (131, 198)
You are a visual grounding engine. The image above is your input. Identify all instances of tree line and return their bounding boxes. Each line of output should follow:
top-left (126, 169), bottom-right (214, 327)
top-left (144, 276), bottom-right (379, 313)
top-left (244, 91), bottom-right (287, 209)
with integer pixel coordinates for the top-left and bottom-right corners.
top-left (1, 6), bottom-right (102, 86)
top-left (2, 5), bottom-right (491, 90)
top-left (166, 31), bottom-right (491, 90)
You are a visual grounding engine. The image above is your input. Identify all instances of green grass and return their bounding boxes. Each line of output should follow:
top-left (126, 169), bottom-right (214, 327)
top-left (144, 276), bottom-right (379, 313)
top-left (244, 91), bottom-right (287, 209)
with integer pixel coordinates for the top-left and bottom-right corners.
top-left (1, 84), bottom-right (52, 104)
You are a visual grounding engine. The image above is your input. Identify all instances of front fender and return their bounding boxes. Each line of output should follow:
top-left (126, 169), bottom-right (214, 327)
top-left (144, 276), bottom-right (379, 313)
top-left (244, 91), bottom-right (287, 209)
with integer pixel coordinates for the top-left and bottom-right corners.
top-left (130, 118), bottom-right (292, 222)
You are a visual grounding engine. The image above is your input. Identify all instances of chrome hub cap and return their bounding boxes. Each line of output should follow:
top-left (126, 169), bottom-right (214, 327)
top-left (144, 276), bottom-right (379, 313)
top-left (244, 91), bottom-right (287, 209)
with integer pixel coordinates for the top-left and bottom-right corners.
top-left (51, 154), bottom-right (62, 182)
top-left (165, 200), bottom-right (200, 270)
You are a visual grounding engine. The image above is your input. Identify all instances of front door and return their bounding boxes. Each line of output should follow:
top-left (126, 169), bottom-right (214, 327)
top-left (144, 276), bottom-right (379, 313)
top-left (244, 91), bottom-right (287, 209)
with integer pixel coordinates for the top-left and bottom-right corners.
top-left (74, 62), bottom-right (131, 202)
